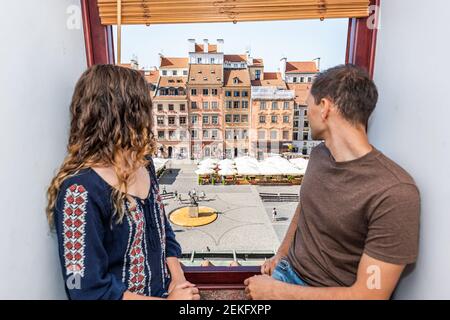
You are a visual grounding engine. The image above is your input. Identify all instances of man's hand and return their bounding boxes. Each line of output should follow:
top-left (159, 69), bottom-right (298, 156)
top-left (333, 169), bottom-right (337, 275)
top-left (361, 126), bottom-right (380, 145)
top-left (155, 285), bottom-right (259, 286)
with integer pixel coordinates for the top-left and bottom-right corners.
top-left (261, 254), bottom-right (284, 275)
top-left (244, 275), bottom-right (281, 300)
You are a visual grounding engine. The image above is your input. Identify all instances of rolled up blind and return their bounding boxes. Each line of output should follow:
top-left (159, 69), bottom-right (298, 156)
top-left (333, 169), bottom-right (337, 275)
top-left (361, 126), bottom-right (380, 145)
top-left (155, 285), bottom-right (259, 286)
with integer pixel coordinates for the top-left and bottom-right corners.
top-left (97, 0), bottom-right (370, 25)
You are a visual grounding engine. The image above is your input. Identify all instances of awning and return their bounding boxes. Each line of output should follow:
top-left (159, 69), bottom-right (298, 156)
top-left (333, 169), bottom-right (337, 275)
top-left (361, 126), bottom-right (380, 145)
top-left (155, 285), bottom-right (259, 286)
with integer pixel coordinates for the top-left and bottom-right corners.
top-left (97, 0), bottom-right (370, 26)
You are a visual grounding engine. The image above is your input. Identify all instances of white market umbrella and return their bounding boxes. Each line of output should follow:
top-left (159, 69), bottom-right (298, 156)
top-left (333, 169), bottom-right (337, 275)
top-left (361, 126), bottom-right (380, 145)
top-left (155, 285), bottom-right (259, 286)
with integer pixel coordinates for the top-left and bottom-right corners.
top-left (218, 159), bottom-right (235, 167)
top-left (236, 165), bottom-right (260, 175)
top-left (289, 158), bottom-right (309, 169)
top-left (218, 167), bottom-right (237, 176)
top-left (195, 168), bottom-right (215, 175)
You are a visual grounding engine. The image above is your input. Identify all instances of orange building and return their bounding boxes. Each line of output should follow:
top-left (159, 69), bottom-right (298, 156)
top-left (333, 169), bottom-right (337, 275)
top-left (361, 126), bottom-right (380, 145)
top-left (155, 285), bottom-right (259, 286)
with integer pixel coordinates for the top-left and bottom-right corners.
top-left (250, 72), bottom-right (295, 159)
top-left (187, 63), bottom-right (224, 159)
top-left (223, 69), bottom-right (251, 158)
top-left (152, 57), bottom-right (190, 159)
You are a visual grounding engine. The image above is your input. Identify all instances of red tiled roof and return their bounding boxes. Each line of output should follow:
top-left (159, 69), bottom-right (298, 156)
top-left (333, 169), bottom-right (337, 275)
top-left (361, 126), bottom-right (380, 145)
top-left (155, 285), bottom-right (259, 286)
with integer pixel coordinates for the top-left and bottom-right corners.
top-left (249, 58), bottom-right (264, 66)
top-left (285, 61), bottom-right (318, 74)
top-left (224, 69), bottom-right (251, 87)
top-left (160, 57), bottom-right (188, 69)
top-left (224, 54), bottom-right (247, 62)
top-left (158, 76), bottom-right (187, 87)
top-left (144, 70), bottom-right (159, 84)
top-left (188, 64), bottom-right (223, 85)
top-left (251, 72), bottom-right (286, 88)
top-left (287, 83), bottom-right (311, 105)
top-left (195, 44), bottom-right (218, 53)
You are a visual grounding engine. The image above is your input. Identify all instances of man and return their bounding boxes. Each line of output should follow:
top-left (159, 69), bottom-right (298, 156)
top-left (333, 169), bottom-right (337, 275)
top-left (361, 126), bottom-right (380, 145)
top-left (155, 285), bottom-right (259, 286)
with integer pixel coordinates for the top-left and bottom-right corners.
top-left (244, 64), bottom-right (420, 300)
top-left (272, 208), bottom-right (278, 222)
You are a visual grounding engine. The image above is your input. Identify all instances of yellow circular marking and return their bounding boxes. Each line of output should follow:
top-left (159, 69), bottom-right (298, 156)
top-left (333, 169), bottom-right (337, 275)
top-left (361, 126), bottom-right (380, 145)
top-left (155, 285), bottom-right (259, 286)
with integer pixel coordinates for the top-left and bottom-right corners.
top-left (169, 206), bottom-right (218, 227)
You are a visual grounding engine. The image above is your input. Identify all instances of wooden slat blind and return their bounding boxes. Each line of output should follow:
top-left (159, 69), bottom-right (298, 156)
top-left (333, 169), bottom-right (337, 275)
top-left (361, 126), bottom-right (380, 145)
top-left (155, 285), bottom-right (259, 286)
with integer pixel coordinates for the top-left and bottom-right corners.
top-left (97, 0), bottom-right (370, 25)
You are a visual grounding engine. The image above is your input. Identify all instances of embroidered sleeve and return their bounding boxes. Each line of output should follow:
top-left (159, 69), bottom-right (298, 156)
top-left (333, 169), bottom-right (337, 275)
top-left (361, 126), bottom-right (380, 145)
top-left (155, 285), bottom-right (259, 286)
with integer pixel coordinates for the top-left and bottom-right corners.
top-left (164, 211), bottom-right (182, 258)
top-left (54, 183), bottom-right (127, 300)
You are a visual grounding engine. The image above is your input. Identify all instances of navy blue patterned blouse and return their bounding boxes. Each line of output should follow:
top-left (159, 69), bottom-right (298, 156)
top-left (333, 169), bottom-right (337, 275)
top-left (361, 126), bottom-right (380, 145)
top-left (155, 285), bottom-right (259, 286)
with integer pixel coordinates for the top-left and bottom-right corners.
top-left (53, 160), bottom-right (181, 300)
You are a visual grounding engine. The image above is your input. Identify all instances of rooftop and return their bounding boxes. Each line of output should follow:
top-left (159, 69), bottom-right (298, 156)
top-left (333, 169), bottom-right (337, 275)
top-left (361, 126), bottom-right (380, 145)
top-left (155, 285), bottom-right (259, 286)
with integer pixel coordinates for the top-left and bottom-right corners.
top-left (194, 43), bottom-right (218, 53)
top-left (287, 83), bottom-right (312, 105)
top-left (249, 58), bottom-right (264, 67)
top-left (188, 64), bottom-right (223, 85)
top-left (286, 61), bottom-right (319, 74)
top-left (224, 54), bottom-right (247, 63)
top-left (160, 57), bottom-right (189, 69)
top-left (223, 69), bottom-right (251, 87)
top-left (144, 69), bottom-right (159, 85)
top-left (158, 76), bottom-right (187, 87)
top-left (251, 72), bottom-right (287, 88)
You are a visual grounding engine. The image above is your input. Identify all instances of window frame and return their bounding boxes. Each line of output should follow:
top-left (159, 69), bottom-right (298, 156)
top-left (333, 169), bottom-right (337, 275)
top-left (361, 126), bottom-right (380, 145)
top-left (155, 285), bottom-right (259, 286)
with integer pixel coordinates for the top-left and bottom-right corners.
top-left (82, 0), bottom-right (380, 284)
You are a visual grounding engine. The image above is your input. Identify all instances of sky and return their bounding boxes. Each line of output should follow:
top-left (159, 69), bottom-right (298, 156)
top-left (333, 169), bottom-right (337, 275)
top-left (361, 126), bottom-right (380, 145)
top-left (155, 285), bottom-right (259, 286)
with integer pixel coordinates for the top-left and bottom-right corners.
top-left (113, 18), bottom-right (348, 72)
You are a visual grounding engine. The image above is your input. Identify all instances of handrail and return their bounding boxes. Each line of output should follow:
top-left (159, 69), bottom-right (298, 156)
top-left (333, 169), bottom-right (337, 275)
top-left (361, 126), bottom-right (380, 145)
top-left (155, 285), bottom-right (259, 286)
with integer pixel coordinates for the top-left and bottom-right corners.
top-left (183, 266), bottom-right (260, 290)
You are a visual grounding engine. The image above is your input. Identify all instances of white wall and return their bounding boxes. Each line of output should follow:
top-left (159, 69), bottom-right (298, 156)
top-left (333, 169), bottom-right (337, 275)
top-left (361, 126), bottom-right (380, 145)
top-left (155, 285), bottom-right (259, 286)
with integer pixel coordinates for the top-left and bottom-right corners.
top-left (0, 0), bottom-right (86, 299)
top-left (369, 0), bottom-right (450, 299)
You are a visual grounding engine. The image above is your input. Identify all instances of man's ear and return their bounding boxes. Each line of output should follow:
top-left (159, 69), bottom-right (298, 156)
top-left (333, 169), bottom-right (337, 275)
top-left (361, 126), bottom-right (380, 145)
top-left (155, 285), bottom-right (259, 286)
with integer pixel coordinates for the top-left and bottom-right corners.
top-left (320, 98), bottom-right (332, 121)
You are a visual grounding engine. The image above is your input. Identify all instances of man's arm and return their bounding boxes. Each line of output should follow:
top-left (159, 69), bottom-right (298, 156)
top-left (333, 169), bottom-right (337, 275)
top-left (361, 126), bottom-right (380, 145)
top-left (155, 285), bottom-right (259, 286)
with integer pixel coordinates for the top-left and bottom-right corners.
top-left (248, 253), bottom-right (405, 300)
top-left (261, 203), bottom-right (301, 275)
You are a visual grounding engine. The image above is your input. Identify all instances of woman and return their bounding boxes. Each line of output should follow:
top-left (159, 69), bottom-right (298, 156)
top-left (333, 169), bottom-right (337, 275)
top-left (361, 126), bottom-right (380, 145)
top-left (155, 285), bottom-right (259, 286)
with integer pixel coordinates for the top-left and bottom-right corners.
top-left (46, 65), bottom-right (199, 300)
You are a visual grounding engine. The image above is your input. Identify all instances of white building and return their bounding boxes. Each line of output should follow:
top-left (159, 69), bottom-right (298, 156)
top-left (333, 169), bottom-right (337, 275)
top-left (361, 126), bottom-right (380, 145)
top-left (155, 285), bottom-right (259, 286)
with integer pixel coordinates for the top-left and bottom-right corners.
top-left (282, 59), bottom-right (321, 155)
top-left (188, 38), bottom-right (224, 65)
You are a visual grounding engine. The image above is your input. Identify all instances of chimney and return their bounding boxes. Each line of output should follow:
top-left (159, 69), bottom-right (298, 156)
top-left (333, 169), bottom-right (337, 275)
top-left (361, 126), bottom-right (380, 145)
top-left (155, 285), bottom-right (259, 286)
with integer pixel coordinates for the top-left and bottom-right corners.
top-left (217, 38), bottom-right (224, 53)
top-left (279, 57), bottom-right (287, 81)
top-left (203, 39), bottom-right (209, 53)
top-left (188, 39), bottom-right (195, 53)
top-left (246, 50), bottom-right (253, 66)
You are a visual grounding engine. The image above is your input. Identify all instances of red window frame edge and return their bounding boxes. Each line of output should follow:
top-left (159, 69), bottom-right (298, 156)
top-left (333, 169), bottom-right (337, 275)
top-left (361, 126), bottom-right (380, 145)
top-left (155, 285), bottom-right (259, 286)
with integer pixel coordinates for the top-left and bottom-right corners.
top-left (80, 0), bottom-right (380, 288)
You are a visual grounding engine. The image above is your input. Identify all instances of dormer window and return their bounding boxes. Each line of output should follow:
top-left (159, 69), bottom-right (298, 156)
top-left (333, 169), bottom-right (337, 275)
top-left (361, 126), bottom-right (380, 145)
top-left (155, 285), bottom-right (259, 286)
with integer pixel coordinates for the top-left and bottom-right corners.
top-left (233, 77), bottom-right (239, 84)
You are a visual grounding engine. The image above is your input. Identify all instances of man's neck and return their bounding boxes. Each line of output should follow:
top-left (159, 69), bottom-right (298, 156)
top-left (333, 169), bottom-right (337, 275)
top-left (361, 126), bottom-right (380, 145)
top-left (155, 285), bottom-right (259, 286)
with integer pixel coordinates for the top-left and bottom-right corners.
top-left (323, 123), bottom-right (373, 162)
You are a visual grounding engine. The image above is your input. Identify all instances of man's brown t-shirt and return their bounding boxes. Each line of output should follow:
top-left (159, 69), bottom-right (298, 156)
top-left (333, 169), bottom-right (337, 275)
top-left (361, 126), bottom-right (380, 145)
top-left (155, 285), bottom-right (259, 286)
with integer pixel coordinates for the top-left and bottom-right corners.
top-left (287, 143), bottom-right (420, 287)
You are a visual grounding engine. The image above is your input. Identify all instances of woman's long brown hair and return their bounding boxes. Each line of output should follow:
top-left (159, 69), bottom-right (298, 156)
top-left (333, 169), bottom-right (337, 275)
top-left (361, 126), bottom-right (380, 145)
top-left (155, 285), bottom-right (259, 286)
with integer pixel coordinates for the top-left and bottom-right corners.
top-left (46, 64), bottom-right (155, 228)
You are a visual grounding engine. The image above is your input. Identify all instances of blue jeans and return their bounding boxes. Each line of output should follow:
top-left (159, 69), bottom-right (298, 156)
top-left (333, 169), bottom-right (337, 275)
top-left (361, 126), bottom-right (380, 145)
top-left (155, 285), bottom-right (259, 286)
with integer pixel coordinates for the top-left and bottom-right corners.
top-left (272, 258), bottom-right (309, 286)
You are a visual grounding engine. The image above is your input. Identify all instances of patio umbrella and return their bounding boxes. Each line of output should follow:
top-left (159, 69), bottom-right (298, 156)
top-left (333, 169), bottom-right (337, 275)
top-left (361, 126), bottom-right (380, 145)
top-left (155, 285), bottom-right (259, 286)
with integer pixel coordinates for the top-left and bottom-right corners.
top-left (218, 159), bottom-right (235, 167)
top-left (195, 168), bottom-right (215, 175)
top-left (218, 167), bottom-right (237, 176)
top-left (289, 158), bottom-right (309, 169)
top-left (236, 164), bottom-right (260, 175)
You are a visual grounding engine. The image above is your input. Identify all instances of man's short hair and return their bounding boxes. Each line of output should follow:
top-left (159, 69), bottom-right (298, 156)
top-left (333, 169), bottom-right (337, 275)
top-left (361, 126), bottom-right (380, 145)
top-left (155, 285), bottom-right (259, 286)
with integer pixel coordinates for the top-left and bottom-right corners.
top-left (310, 64), bottom-right (378, 126)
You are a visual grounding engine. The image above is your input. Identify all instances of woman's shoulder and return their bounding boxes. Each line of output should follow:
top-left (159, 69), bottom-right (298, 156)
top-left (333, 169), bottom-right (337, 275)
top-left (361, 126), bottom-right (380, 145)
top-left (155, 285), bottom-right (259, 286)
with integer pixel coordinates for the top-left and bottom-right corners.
top-left (58, 168), bottom-right (110, 203)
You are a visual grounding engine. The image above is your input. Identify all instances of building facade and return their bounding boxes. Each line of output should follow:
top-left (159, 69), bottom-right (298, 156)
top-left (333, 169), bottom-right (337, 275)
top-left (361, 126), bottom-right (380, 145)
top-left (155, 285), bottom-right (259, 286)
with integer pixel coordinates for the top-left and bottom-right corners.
top-left (250, 74), bottom-right (295, 159)
top-left (187, 63), bottom-right (224, 160)
top-left (152, 57), bottom-right (191, 159)
top-left (144, 39), bottom-right (320, 159)
top-left (282, 60), bottom-right (322, 155)
top-left (223, 68), bottom-right (251, 158)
